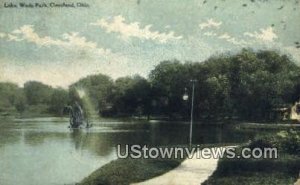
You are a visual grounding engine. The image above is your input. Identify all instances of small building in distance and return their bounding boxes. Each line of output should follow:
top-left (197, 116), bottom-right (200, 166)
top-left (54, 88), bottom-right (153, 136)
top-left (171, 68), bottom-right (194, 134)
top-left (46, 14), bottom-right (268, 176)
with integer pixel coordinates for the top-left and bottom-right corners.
top-left (271, 101), bottom-right (300, 123)
top-left (290, 101), bottom-right (300, 121)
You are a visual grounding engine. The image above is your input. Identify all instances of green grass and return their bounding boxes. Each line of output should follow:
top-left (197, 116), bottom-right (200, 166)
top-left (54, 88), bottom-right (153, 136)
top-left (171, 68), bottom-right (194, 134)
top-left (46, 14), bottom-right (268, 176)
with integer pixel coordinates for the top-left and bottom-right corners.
top-left (79, 146), bottom-right (300, 185)
top-left (78, 157), bottom-right (182, 185)
top-left (203, 172), bottom-right (297, 185)
top-left (79, 129), bottom-right (300, 185)
top-left (78, 145), bottom-right (193, 185)
top-left (78, 144), bottom-right (230, 185)
top-left (202, 150), bottom-right (300, 185)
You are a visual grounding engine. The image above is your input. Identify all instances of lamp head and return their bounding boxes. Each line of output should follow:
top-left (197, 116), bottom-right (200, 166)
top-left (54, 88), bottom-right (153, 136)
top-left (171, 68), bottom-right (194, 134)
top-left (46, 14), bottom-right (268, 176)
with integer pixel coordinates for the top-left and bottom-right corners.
top-left (182, 88), bottom-right (188, 101)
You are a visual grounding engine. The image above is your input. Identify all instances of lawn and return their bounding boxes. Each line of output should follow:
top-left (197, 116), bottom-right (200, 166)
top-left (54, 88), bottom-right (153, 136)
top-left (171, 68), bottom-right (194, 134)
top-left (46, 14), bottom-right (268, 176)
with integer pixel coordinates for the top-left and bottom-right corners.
top-left (203, 129), bottom-right (300, 185)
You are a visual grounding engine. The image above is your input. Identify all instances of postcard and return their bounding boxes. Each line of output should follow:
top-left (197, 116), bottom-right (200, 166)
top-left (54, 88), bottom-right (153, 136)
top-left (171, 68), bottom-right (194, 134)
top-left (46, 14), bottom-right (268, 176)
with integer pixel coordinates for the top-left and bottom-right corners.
top-left (0, 0), bottom-right (299, 185)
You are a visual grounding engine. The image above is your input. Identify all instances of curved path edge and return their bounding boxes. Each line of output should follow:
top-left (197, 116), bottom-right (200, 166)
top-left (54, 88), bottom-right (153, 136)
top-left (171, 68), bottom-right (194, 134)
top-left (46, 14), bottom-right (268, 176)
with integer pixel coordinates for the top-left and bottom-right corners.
top-left (131, 146), bottom-right (236, 185)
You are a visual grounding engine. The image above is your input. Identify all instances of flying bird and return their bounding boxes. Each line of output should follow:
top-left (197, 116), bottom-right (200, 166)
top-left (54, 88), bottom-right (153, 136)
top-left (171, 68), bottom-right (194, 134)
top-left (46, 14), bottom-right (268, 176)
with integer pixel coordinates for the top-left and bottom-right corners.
top-left (243, 3), bottom-right (247, 7)
top-left (203, 0), bottom-right (207, 4)
top-left (278, 5), bottom-right (284, 10)
top-left (280, 21), bottom-right (287, 30)
top-left (283, 24), bottom-right (287, 30)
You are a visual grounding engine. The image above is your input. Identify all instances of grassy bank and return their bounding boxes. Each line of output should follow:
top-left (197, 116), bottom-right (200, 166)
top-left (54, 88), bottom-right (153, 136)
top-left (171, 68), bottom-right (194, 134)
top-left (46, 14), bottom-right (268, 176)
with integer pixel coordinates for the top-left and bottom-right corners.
top-left (202, 155), bottom-right (300, 185)
top-left (203, 130), bottom-right (300, 185)
top-left (78, 157), bottom-right (182, 185)
top-left (237, 122), bottom-right (300, 129)
top-left (79, 130), bottom-right (300, 185)
top-left (78, 144), bottom-right (231, 185)
top-left (78, 145), bottom-right (188, 185)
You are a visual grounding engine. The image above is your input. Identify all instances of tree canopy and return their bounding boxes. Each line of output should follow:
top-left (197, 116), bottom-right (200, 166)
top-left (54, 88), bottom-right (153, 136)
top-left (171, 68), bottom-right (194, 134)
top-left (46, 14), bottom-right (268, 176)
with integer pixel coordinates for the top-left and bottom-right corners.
top-left (1, 49), bottom-right (300, 121)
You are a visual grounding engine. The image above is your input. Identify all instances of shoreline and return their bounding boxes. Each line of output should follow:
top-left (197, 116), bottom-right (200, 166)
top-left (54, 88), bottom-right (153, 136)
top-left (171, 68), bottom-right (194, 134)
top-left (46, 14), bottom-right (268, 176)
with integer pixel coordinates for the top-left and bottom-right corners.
top-left (77, 144), bottom-right (235, 185)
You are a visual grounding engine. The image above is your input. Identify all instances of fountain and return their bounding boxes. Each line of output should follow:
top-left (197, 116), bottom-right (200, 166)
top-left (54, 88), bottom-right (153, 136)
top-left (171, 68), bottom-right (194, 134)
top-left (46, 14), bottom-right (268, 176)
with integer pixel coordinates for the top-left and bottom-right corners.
top-left (69, 101), bottom-right (84, 128)
top-left (64, 101), bottom-right (86, 129)
top-left (64, 88), bottom-right (96, 129)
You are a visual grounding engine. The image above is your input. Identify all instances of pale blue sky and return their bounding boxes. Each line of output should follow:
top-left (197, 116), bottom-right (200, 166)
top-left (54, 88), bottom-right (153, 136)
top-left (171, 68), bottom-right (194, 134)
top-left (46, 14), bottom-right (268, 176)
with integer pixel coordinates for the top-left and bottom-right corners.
top-left (0, 0), bottom-right (299, 87)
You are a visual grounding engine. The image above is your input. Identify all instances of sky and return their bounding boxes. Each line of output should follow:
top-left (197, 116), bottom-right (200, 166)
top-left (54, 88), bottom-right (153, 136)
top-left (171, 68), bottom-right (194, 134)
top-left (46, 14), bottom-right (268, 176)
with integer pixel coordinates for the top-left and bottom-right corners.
top-left (0, 0), bottom-right (300, 87)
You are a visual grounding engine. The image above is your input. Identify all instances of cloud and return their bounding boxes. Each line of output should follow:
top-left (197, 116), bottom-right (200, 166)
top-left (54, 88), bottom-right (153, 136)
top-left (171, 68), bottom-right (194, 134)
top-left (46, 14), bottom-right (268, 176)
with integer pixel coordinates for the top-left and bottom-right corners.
top-left (203, 31), bottom-right (217, 36)
top-left (91, 15), bottom-right (182, 43)
top-left (7, 34), bottom-right (23, 41)
top-left (203, 27), bottom-right (278, 47)
top-left (203, 31), bottom-right (248, 46)
top-left (199, 18), bottom-right (222, 30)
top-left (12, 25), bottom-right (65, 46)
top-left (2, 25), bottom-right (120, 61)
top-left (244, 27), bottom-right (278, 42)
top-left (0, 32), bottom-right (6, 38)
top-left (218, 33), bottom-right (248, 46)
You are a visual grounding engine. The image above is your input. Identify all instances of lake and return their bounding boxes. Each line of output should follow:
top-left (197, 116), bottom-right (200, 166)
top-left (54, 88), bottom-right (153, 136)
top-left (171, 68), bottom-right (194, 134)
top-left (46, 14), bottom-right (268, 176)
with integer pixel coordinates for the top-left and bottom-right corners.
top-left (0, 117), bottom-right (277, 185)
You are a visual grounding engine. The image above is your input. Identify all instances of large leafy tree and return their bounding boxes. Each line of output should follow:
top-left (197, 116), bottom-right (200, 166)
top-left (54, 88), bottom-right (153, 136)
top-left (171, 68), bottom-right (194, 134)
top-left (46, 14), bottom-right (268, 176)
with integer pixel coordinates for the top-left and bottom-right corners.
top-left (111, 75), bottom-right (151, 117)
top-left (148, 49), bottom-right (300, 120)
top-left (48, 88), bottom-right (69, 115)
top-left (0, 82), bottom-right (23, 113)
top-left (23, 81), bottom-right (53, 105)
top-left (149, 60), bottom-right (191, 117)
top-left (70, 74), bottom-right (114, 113)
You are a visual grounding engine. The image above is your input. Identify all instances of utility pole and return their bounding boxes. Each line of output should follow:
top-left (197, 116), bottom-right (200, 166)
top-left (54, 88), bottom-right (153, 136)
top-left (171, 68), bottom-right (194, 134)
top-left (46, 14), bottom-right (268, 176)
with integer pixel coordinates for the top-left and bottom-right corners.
top-left (189, 79), bottom-right (197, 148)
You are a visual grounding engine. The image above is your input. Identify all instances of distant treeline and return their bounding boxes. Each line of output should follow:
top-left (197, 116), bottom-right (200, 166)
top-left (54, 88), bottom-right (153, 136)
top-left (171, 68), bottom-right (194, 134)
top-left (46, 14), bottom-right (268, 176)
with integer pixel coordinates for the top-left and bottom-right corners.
top-left (1, 49), bottom-right (300, 121)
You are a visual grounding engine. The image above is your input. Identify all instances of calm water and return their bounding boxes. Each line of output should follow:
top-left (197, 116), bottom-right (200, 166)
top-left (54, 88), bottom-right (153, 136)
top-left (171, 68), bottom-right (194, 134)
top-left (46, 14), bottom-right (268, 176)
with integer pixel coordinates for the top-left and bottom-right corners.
top-left (0, 117), bottom-right (274, 185)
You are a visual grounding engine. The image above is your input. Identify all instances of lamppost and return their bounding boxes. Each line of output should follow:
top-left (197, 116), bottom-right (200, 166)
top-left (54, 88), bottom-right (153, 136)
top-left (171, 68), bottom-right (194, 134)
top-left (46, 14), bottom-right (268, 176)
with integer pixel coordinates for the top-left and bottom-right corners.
top-left (183, 79), bottom-right (197, 148)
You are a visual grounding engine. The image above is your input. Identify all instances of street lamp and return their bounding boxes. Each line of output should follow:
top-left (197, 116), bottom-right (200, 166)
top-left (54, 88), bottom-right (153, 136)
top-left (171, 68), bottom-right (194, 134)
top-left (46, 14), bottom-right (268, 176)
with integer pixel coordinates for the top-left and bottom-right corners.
top-left (183, 80), bottom-right (197, 148)
top-left (182, 88), bottom-right (188, 101)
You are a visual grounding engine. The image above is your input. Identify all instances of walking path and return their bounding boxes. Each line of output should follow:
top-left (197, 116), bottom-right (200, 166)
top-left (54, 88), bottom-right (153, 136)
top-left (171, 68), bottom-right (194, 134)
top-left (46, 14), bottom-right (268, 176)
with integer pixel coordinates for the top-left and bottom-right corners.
top-left (295, 177), bottom-right (300, 185)
top-left (132, 147), bottom-right (230, 185)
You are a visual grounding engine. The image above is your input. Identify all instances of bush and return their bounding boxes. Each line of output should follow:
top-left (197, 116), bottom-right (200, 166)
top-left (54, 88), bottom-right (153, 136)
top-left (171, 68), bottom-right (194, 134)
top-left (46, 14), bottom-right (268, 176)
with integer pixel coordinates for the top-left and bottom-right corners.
top-left (274, 129), bottom-right (300, 156)
top-left (248, 129), bottom-right (300, 156)
top-left (248, 137), bottom-right (275, 150)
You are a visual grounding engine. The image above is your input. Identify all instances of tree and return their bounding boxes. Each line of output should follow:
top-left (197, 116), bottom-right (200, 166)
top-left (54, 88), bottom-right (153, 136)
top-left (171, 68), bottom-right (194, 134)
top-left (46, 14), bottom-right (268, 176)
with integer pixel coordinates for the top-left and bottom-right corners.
top-left (23, 81), bottom-right (53, 105)
top-left (14, 89), bottom-right (27, 114)
top-left (148, 49), bottom-right (300, 121)
top-left (48, 88), bottom-right (69, 115)
top-left (111, 75), bottom-right (151, 117)
top-left (0, 82), bottom-right (21, 113)
top-left (70, 74), bottom-right (114, 114)
top-left (149, 60), bottom-right (190, 118)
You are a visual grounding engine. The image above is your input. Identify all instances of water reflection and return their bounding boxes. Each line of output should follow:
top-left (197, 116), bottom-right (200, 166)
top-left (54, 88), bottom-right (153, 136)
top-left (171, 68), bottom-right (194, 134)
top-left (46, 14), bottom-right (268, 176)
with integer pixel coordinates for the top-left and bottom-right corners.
top-left (69, 129), bottom-right (115, 156)
top-left (0, 118), bottom-right (285, 185)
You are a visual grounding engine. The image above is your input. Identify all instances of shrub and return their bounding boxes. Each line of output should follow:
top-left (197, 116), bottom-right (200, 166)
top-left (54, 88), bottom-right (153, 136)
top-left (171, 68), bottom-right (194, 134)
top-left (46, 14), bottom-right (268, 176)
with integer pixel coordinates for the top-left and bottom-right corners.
top-left (274, 129), bottom-right (300, 156)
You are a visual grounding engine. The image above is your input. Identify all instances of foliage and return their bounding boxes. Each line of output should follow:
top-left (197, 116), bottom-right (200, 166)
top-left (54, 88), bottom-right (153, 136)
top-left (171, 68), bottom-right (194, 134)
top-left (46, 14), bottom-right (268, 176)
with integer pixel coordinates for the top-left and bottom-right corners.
top-left (110, 75), bottom-right (151, 117)
top-left (149, 49), bottom-right (300, 120)
top-left (274, 129), bottom-right (300, 156)
top-left (247, 138), bottom-right (274, 150)
top-left (248, 129), bottom-right (300, 156)
top-left (79, 158), bottom-right (180, 185)
top-left (203, 172), bottom-right (297, 185)
top-left (0, 82), bottom-right (26, 114)
top-left (48, 88), bottom-right (69, 115)
top-left (1, 49), bottom-right (300, 120)
top-left (203, 132), bottom-right (300, 185)
top-left (24, 81), bottom-right (53, 105)
top-left (70, 74), bottom-right (114, 113)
